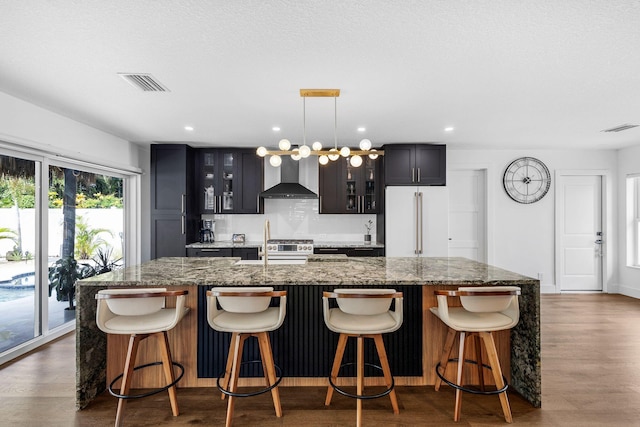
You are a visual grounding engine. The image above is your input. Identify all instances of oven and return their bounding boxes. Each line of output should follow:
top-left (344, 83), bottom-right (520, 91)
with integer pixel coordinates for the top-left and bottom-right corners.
top-left (264, 239), bottom-right (314, 260)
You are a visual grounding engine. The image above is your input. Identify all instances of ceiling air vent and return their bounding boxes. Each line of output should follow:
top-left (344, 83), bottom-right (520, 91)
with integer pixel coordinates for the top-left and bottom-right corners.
top-left (601, 123), bottom-right (639, 133)
top-left (118, 73), bottom-right (169, 92)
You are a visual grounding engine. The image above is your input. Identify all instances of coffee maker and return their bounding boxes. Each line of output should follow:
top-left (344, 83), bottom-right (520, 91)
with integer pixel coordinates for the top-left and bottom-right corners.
top-left (199, 219), bottom-right (215, 243)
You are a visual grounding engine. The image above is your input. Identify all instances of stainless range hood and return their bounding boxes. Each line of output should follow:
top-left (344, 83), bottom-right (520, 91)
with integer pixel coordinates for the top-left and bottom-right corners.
top-left (260, 155), bottom-right (317, 199)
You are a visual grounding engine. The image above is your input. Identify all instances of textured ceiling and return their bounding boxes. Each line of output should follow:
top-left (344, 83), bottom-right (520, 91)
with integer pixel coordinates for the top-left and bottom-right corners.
top-left (1, 0), bottom-right (639, 150)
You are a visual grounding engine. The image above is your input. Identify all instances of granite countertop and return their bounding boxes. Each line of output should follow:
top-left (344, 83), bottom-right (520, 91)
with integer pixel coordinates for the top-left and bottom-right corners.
top-left (79, 256), bottom-right (537, 287)
top-left (186, 240), bottom-right (384, 249)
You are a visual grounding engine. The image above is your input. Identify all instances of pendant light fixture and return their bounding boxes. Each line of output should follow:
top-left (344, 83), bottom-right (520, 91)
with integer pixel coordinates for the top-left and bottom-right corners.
top-left (256, 89), bottom-right (383, 167)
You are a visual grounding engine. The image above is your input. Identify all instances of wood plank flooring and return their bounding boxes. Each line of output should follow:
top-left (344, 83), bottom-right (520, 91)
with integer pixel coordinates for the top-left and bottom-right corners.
top-left (1, 294), bottom-right (640, 426)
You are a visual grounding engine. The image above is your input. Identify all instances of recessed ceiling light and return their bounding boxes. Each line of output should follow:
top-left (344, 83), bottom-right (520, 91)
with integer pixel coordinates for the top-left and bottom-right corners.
top-left (357, 127), bottom-right (366, 132)
top-left (184, 126), bottom-right (194, 131)
top-left (272, 126), bottom-right (281, 132)
top-left (444, 127), bottom-right (454, 132)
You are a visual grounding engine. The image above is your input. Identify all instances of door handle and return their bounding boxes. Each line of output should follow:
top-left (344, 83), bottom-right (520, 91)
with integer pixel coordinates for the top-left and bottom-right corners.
top-left (417, 168), bottom-right (421, 183)
top-left (412, 168), bottom-right (415, 183)
top-left (595, 239), bottom-right (602, 244)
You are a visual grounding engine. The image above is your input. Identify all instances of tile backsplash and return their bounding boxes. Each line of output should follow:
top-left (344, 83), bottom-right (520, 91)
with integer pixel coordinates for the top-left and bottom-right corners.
top-left (202, 199), bottom-right (376, 243)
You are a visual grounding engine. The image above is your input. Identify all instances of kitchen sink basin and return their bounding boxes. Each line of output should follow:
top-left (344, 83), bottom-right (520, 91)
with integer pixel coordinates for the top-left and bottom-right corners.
top-left (234, 259), bottom-right (307, 266)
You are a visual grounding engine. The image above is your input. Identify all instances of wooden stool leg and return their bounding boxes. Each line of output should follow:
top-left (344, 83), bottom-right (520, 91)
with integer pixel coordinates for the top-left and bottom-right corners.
top-left (225, 333), bottom-right (246, 427)
top-left (454, 331), bottom-right (466, 422)
top-left (258, 332), bottom-right (282, 417)
top-left (221, 333), bottom-right (239, 401)
top-left (373, 334), bottom-right (399, 414)
top-left (158, 331), bottom-right (179, 416)
top-left (480, 331), bottom-right (513, 423)
top-left (474, 333), bottom-right (485, 392)
top-left (325, 333), bottom-right (348, 406)
top-left (356, 336), bottom-right (364, 427)
top-left (435, 328), bottom-right (457, 391)
top-left (115, 334), bottom-right (143, 427)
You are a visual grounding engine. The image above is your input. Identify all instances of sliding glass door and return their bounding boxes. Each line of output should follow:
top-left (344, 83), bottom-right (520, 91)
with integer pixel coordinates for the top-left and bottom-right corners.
top-left (1, 147), bottom-right (129, 361)
top-left (0, 153), bottom-right (39, 354)
top-left (47, 164), bottom-right (124, 330)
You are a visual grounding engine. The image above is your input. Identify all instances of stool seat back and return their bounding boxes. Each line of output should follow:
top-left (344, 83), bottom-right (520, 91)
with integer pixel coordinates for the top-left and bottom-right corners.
top-left (210, 286), bottom-right (274, 313)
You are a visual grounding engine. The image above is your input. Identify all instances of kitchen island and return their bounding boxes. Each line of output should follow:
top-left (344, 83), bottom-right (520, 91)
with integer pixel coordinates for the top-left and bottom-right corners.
top-left (76, 257), bottom-right (540, 410)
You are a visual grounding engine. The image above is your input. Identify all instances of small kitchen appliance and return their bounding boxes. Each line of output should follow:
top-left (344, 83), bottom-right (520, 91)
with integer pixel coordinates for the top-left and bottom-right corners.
top-left (199, 219), bottom-right (215, 243)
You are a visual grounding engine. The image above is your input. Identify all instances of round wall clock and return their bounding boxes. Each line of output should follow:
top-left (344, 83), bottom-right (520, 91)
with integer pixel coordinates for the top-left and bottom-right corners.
top-left (503, 157), bottom-right (551, 204)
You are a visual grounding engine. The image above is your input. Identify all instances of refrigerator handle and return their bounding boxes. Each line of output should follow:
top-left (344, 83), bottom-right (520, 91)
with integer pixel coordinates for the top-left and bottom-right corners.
top-left (414, 192), bottom-right (419, 254)
top-left (418, 191), bottom-right (423, 254)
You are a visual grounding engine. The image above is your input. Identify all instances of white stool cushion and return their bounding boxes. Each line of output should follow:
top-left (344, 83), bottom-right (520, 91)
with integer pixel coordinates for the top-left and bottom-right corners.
top-left (104, 308), bottom-right (186, 333)
top-left (211, 286), bottom-right (274, 313)
top-left (100, 288), bottom-right (167, 316)
top-left (325, 308), bottom-right (400, 335)
top-left (435, 307), bottom-right (515, 331)
top-left (334, 289), bottom-right (396, 315)
top-left (458, 286), bottom-right (520, 313)
top-left (210, 307), bottom-right (282, 333)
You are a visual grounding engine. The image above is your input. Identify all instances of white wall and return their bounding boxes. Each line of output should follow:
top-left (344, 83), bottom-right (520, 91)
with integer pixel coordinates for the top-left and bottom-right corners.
top-left (448, 149), bottom-right (618, 291)
top-left (617, 144), bottom-right (640, 298)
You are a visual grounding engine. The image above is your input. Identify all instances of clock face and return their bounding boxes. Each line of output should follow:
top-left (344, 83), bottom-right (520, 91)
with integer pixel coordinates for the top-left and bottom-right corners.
top-left (503, 157), bottom-right (551, 204)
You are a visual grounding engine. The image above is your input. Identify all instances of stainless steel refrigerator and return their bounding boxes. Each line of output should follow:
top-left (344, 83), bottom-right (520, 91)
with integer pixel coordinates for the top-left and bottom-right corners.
top-left (385, 186), bottom-right (449, 257)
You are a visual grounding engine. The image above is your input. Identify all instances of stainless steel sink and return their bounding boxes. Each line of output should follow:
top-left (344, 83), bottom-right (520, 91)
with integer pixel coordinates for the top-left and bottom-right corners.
top-left (234, 259), bottom-right (307, 266)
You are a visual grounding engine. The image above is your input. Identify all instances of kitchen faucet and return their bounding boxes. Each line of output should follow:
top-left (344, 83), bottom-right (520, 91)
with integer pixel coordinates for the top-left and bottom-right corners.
top-left (260, 219), bottom-right (271, 266)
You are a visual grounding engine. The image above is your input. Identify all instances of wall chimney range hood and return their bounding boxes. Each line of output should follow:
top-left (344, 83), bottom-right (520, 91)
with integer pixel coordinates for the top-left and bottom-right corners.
top-left (260, 155), bottom-right (317, 199)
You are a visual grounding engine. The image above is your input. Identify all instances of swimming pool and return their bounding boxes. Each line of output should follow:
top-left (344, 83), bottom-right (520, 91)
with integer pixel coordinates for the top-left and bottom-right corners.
top-left (0, 272), bottom-right (37, 302)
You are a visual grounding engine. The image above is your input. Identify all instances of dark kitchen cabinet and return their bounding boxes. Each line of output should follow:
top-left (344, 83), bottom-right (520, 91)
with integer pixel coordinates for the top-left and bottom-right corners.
top-left (319, 156), bottom-right (380, 214)
top-left (383, 144), bottom-right (446, 186)
top-left (199, 148), bottom-right (263, 214)
top-left (187, 247), bottom-right (258, 259)
top-left (150, 144), bottom-right (198, 259)
top-left (313, 247), bottom-right (384, 257)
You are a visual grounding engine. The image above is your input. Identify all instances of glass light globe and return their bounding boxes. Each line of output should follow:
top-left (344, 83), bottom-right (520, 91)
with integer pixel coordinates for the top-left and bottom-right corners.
top-left (350, 155), bottom-right (363, 167)
top-left (256, 146), bottom-right (268, 157)
top-left (328, 148), bottom-right (340, 161)
top-left (299, 145), bottom-right (311, 158)
top-left (340, 146), bottom-right (351, 157)
top-left (359, 139), bottom-right (372, 151)
top-left (278, 139), bottom-right (291, 151)
top-left (312, 141), bottom-right (323, 151)
top-left (368, 149), bottom-right (379, 160)
top-left (269, 155), bottom-right (282, 167)
top-left (318, 155), bottom-right (329, 165)
top-left (290, 149), bottom-right (301, 161)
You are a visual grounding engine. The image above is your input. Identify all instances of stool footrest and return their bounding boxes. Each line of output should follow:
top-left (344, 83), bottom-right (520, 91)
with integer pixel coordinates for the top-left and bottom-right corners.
top-left (217, 360), bottom-right (283, 398)
top-left (108, 361), bottom-right (185, 400)
top-left (436, 358), bottom-right (508, 395)
top-left (329, 362), bottom-right (395, 400)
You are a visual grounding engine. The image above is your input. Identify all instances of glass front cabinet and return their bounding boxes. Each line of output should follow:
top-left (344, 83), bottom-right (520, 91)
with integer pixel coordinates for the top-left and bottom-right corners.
top-left (320, 156), bottom-right (379, 214)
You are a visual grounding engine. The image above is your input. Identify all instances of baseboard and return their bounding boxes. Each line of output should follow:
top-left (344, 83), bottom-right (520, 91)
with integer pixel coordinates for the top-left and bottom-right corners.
top-left (540, 284), bottom-right (558, 294)
top-left (617, 285), bottom-right (640, 299)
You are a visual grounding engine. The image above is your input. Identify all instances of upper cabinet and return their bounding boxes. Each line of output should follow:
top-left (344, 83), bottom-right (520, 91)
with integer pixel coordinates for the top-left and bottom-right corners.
top-left (383, 144), bottom-right (446, 186)
top-left (198, 148), bottom-right (264, 214)
top-left (319, 156), bottom-right (380, 214)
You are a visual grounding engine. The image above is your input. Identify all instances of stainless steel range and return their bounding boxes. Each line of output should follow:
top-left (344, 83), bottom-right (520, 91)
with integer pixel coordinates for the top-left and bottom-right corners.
top-left (265, 239), bottom-right (314, 260)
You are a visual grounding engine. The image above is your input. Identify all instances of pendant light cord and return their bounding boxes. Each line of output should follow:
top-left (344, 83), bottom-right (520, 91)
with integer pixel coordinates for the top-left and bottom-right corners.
top-left (303, 97), bottom-right (307, 146)
top-left (334, 96), bottom-right (338, 150)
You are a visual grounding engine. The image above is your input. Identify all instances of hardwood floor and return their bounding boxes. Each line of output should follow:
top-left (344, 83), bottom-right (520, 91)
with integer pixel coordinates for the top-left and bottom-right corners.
top-left (1, 294), bottom-right (640, 426)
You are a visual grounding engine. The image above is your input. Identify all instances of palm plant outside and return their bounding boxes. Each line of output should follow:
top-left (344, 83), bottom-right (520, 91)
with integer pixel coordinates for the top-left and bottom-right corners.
top-left (74, 215), bottom-right (113, 260)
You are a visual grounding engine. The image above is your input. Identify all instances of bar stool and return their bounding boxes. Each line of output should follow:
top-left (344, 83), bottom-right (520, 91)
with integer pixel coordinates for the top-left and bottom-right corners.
top-left (322, 289), bottom-right (403, 427)
top-left (206, 287), bottom-right (287, 427)
top-left (95, 288), bottom-right (189, 427)
top-left (430, 286), bottom-right (521, 423)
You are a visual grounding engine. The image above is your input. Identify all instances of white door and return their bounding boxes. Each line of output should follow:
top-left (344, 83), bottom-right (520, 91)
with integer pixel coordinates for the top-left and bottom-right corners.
top-left (558, 175), bottom-right (603, 291)
top-left (448, 170), bottom-right (486, 262)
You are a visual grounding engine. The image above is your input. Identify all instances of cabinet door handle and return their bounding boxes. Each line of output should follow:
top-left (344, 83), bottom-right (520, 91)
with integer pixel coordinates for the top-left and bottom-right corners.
top-left (201, 249), bottom-right (221, 252)
top-left (318, 248), bottom-right (338, 252)
top-left (181, 194), bottom-right (186, 214)
top-left (319, 195), bottom-right (323, 214)
top-left (257, 194), bottom-right (260, 213)
top-left (417, 168), bottom-right (421, 183)
top-left (412, 168), bottom-right (415, 183)
top-left (181, 216), bottom-right (185, 235)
